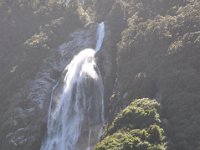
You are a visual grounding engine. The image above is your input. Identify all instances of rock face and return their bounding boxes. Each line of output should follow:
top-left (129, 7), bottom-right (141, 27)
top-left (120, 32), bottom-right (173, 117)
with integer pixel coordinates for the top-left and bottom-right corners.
top-left (0, 24), bottom-right (98, 150)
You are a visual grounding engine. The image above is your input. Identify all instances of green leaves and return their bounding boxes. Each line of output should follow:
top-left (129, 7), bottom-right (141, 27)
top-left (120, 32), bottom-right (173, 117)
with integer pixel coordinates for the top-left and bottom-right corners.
top-left (95, 98), bottom-right (166, 150)
top-left (107, 98), bottom-right (161, 135)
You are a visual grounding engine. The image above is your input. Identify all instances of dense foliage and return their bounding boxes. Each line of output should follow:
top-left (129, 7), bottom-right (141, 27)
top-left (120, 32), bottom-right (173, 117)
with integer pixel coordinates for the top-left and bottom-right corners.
top-left (76, 0), bottom-right (200, 149)
top-left (108, 0), bottom-right (200, 149)
top-left (95, 98), bottom-right (166, 150)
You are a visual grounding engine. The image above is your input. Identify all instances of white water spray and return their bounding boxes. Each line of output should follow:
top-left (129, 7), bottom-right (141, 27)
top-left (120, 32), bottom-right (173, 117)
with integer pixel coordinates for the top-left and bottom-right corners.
top-left (40, 22), bottom-right (105, 150)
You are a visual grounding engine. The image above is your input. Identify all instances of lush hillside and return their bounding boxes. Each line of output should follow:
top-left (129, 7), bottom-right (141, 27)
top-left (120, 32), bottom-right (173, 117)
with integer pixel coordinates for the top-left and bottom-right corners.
top-left (76, 0), bottom-right (200, 149)
top-left (0, 0), bottom-right (81, 102)
top-left (1, 0), bottom-right (200, 150)
top-left (0, 0), bottom-right (81, 108)
top-left (108, 1), bottom-right (200, 149)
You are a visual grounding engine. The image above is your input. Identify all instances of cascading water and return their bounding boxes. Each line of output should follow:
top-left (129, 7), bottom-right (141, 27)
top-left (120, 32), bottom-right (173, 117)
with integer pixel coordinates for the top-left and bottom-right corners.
top-left (95, 22), bottom-right (105, 52)
top-left (40, 22), bottom-right (105, 150)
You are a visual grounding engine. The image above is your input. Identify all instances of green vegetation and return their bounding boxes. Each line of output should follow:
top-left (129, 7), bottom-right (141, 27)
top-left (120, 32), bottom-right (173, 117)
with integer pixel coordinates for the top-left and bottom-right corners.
top-left (107, 99), bottom-right (161, 135)
top-left (95, 98), bottom-right (166, 150)
top-left (106, 1), bottom-right (200, 149)
top-left (1, 0), bottom-right (200, 149)
top-left (0, 0), bottom-right (81, 107)
top-left (75, 1), bottom-right (200, 149)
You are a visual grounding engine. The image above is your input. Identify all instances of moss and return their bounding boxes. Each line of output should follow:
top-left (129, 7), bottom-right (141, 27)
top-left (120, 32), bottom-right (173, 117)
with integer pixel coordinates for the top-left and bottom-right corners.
top-left (25, 31), bottom-right (48, 48)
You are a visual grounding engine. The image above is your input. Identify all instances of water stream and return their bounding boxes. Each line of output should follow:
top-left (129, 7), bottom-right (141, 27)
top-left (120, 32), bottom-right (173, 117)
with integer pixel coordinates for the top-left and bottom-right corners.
top-left (40, 22), bottom-right (105, 150)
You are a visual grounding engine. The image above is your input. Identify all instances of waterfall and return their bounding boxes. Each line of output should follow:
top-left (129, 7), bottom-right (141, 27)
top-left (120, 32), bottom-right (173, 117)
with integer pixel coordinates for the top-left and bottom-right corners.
top-left (40, 22), bottom-right (105, 150)
top-left (95, 22), bottom-right (105, 52)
